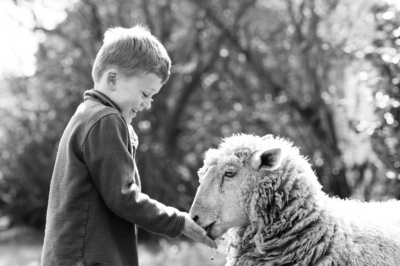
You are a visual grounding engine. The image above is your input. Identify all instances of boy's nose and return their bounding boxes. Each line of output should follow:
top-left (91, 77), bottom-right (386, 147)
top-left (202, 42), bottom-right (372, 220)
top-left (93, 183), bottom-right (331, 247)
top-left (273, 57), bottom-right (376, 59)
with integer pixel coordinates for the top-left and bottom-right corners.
top-left (142, 99), bottom-right (152, 110)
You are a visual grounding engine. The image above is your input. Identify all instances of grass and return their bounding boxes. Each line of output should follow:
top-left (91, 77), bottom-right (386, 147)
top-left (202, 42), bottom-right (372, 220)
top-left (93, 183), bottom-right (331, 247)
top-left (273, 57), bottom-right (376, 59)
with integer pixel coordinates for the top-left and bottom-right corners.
top-left (0, 226), bottom-right (228, 266)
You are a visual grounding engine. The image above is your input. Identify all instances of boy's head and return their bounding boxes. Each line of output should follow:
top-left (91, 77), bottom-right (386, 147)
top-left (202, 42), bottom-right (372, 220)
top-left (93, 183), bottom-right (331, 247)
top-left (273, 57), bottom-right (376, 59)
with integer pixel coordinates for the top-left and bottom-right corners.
top-left (91, 25), bottom-right (171, 84)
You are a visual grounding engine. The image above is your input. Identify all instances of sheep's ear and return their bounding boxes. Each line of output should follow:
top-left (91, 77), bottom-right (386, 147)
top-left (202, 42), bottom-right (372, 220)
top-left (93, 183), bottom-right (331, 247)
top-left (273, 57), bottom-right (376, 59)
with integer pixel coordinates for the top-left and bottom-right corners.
top-left (251, 148), bottom-right (282, 171)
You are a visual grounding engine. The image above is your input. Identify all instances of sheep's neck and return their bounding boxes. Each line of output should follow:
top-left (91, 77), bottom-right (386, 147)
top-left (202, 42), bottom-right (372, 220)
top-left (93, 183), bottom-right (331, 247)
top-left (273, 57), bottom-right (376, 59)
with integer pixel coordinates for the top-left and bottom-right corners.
top-left (236, 174), bottom-right (335, 265)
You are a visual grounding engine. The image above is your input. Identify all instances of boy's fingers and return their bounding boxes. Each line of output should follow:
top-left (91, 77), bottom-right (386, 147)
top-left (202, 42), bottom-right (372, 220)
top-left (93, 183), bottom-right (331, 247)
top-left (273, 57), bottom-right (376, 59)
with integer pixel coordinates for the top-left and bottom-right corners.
top-left (186, 217), bottom-right (206, 235)
top-left (194, 229), bottom-right (218, 249)
top-left (197, 235), bottom-right (217, 249)
top-left (192, 223), bottom-right (207, 236)
top-left (205, 237), bottom-right (218, 249)
top-left (188, 226), bottom-right (217, 249)
top-left (182, 214), bottom-right (218, 249)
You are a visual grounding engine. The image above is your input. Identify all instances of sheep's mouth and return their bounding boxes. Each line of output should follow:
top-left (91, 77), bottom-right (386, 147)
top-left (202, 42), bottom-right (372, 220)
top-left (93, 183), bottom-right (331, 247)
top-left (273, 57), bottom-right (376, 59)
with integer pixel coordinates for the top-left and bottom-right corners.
top-left (203, 222), bottom-right (216, 239)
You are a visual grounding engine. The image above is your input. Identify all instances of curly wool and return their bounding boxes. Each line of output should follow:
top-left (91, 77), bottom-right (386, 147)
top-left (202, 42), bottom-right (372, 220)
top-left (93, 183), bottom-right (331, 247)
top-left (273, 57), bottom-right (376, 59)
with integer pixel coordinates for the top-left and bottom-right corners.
top-left (217, 134), bottom-right (400, 266)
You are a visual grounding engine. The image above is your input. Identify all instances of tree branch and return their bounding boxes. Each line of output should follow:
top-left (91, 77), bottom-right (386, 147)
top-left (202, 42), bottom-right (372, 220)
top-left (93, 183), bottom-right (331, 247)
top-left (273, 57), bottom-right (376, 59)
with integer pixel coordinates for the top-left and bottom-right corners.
top-left (203, 3), bottom-right (285, 96)
top-left (141, 0), bottom-right (156, 31)
top-left (163, 34), bottom-right (224, 152)
top-left (82, 0), bottom-right (103, 42)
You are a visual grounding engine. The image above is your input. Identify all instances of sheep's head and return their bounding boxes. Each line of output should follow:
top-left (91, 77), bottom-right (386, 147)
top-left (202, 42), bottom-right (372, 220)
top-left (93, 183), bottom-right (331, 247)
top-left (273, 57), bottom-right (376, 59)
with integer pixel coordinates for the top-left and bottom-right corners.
top-left (189, 134), bottom-right (284, 240)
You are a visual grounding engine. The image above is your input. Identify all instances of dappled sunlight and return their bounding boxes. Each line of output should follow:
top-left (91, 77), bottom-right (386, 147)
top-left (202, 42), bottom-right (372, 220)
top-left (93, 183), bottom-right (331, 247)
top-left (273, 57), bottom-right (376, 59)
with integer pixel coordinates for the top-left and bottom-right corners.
top-left (0, 226), bottom-right (229, 266)
top-left (0, 227), bottom-right (43, 266)
top-left (139, 239), bottom-right (228, 266)
top-left (0, 0), bottom-right (400, 264)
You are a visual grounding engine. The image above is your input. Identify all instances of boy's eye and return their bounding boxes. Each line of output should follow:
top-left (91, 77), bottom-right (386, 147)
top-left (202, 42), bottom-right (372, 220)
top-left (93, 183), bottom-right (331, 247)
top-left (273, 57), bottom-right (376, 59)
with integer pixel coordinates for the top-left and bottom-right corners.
top-left (142, 93), bottom-right (148, 98)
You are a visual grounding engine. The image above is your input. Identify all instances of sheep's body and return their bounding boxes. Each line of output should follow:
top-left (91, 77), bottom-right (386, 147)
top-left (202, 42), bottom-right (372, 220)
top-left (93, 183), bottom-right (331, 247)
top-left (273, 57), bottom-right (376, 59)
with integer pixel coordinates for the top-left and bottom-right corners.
top-left (229, 194), bottom-right (400, 266)
top-left (189, 134), bottom-right (400, 266)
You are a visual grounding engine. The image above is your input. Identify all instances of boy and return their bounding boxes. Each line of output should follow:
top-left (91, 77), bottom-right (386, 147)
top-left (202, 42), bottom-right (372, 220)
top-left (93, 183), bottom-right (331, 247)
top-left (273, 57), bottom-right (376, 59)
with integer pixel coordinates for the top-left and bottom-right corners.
top-left (41, 25), bottom-right (216, 266)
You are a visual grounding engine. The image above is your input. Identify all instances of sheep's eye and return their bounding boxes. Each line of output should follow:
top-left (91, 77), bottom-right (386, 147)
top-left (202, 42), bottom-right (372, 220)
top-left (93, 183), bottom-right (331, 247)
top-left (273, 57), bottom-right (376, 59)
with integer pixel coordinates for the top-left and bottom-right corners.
top-left (224, 171), bottom-right (236, 178)
top-left (220, 169), bottom-right (236, 188)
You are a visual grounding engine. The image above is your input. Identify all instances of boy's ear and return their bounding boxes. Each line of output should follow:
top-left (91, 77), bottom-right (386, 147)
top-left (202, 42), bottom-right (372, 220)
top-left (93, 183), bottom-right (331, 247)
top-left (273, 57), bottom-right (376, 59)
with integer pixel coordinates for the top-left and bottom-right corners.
top-left (250, 148), bottom-right (282, 171)
top-left (107, 71), bottom-right (117, 88)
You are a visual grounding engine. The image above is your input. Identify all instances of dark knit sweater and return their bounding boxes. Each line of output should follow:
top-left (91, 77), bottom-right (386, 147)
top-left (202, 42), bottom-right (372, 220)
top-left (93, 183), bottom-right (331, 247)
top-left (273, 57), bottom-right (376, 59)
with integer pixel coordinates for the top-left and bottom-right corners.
top-left (41, 89), bottom-right (185, 266)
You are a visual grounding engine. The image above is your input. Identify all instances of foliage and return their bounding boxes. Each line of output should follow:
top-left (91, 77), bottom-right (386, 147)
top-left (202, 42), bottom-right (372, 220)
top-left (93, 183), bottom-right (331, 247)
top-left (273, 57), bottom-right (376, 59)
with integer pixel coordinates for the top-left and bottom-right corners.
top-left (0, 0), bottom-right (399, 230)
top-left (366, 2), bottom-right (400, 197)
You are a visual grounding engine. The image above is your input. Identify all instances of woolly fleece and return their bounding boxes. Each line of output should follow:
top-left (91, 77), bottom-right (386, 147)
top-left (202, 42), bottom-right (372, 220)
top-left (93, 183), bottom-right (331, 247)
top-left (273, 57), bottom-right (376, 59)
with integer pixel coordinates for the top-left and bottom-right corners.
top-left (199, 134), bottom-right (400, 266)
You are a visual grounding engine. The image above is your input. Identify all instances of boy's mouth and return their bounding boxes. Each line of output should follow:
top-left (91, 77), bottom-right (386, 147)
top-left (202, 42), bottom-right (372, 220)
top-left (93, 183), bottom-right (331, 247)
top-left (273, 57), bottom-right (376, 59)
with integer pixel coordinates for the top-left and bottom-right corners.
top-left (131, 108), bottom-right (138, 117)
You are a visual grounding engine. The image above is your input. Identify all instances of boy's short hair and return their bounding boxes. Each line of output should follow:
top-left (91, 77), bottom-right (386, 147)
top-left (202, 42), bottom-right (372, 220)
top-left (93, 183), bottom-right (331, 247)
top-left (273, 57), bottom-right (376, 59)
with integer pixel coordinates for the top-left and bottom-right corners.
top-left (92, 25), bottom-right (171, 84)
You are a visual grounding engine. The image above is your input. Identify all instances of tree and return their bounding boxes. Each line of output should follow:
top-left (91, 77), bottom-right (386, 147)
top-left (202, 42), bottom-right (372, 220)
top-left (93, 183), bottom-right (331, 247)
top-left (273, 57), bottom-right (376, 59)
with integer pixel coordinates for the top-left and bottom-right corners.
top-left (365, 2), bottom-right (400, 198)
top-left (1, 0), bottom-right (397, 230)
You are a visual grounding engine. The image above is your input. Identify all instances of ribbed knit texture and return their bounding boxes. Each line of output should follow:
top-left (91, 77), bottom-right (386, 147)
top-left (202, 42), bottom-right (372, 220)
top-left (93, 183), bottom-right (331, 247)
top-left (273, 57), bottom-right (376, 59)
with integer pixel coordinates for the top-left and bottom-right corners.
top-left (41, 89), bottom-right (185, 266)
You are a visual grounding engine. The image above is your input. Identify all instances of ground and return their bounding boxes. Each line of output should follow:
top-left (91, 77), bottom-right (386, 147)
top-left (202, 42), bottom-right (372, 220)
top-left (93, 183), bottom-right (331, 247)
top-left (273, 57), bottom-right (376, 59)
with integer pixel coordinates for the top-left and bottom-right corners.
top-left (0, 226), bottom-right (227, 266)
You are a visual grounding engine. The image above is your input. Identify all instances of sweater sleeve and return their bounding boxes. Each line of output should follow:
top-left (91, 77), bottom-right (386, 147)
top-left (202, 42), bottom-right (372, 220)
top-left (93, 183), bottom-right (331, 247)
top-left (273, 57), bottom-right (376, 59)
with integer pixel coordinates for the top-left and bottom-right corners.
top-left (82, 114), bottom-right (185, 238)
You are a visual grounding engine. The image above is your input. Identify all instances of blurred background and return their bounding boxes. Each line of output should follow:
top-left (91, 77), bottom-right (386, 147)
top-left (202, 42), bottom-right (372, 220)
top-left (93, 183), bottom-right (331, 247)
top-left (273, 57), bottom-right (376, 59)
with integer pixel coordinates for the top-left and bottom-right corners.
top-left (0, 0), bottom-right (399, 265)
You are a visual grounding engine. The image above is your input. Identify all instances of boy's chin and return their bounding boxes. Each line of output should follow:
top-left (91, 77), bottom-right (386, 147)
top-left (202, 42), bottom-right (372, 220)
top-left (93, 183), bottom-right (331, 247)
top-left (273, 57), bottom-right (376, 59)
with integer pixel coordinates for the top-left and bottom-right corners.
top-left (123, 111), bottom-right (138, 122)
top-left (123, 115), bottom-right (135, 124)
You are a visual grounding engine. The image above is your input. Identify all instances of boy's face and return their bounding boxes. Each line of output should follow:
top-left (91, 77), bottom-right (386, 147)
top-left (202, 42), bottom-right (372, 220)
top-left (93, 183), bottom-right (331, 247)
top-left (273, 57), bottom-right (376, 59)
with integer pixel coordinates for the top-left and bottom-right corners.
top-left (112, 72), bottom-right (162, 124)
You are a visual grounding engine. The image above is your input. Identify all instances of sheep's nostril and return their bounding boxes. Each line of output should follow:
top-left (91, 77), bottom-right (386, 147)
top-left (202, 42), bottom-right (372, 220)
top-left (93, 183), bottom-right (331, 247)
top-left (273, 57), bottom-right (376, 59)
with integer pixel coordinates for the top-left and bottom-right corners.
top-left (191, 215), bottom-right (199, 222)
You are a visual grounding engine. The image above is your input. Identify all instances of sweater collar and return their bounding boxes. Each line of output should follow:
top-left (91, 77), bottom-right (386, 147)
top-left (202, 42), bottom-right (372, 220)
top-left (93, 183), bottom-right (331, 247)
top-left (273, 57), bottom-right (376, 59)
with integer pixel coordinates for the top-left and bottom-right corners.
top-left (84, 89), bottom-right (122, 113)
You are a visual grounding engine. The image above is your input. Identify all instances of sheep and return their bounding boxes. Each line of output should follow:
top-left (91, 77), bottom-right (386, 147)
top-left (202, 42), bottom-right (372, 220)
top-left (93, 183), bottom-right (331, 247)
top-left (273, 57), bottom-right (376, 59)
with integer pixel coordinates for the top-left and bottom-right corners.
top-left (189, 134), bottom-right (400, 266)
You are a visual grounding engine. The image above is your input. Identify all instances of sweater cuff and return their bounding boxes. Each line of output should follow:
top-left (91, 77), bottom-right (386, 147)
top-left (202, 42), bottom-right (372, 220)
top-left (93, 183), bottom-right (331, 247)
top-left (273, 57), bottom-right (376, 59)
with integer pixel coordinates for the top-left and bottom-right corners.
top-left (168, 212), bottom-right (186, 239)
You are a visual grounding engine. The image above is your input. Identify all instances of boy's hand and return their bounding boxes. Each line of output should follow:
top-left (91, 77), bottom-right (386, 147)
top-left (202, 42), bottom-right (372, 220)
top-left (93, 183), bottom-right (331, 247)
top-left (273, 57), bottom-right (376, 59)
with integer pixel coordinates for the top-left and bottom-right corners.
top-left (181, 214), bottom-right (218, 249)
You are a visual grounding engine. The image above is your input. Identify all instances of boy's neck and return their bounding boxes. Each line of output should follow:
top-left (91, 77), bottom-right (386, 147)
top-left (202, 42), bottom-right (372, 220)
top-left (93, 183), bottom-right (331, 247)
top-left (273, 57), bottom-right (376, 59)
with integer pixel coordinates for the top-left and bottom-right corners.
top-left (93, 82), bottom-right (107, 93)
top-left (93, 82), bottom-right (116, 101)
